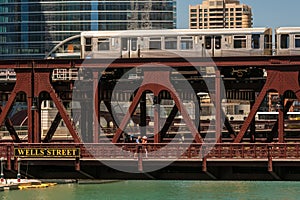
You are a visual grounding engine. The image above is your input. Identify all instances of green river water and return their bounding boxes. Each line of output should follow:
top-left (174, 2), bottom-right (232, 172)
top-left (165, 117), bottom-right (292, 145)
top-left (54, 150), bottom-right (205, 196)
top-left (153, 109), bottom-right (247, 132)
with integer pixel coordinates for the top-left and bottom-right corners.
top-left (0, 180), bottom-right (299, 200)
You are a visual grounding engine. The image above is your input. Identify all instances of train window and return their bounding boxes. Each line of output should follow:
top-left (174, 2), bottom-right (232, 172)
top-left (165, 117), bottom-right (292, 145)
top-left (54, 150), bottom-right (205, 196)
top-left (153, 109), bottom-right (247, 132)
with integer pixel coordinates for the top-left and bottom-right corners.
top-left (251, 34), bottom-right (260, 49)
top-left (205, 36), bottom-right (211, 49)
top-left (180, 36), bottom-right (193, 50)
top-left (131, 38), bottom-right (137, 51)
top-left (215, 36), bottom-right (221, 49)
top-left (165, 37), bottom-right (177, 50)
top-left (85, 38), bottom-right (92, 51)
top-left (121, 38), bottom-right (128, 51)
top-left (295, 35), bottom-right (300, 48)
top-left (280, 34), bottom-right (289, 49)
top-left (233, 36), bottom-right (246, 48)
top-left (149, 38), bottom-right (161, 50)
top-left (264, 35), bottom-right (271, 49)
top-left (98, 38), bottom-right (110, 51)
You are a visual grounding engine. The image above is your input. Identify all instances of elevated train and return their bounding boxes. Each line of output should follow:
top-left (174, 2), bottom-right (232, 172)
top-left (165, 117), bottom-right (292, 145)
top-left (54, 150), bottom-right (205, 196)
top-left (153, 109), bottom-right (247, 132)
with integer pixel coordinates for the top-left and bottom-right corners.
top-left (80, 28), bottom-right (273, 59)
top-left (72, 27), bottom-right (300, 59)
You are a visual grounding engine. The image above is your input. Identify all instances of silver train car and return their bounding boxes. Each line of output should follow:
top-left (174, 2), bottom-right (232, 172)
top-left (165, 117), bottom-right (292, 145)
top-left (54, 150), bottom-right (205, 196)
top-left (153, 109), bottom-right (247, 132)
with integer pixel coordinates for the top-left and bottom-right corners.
top-left (80, 28), bottom-right (273, 59)
top-left (275, 27), bottom-right (300, 55)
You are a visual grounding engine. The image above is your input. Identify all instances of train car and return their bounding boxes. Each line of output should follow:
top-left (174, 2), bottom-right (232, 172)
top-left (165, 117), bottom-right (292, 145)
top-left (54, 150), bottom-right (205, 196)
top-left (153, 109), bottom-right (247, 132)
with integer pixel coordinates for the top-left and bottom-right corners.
top-left (275, 27), bottom-right (300, 55)
top-left (80, 28), bottom-right (272, 59)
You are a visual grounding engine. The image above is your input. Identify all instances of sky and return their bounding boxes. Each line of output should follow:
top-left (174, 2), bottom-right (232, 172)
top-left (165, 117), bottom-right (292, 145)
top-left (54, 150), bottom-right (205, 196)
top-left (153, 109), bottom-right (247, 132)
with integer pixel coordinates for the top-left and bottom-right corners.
top-left (177, 0), bottom-right (300, 29)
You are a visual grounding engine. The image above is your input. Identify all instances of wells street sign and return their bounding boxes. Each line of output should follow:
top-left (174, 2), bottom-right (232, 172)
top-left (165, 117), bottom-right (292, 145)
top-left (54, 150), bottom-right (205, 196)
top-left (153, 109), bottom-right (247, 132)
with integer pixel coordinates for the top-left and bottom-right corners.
top-left (14, 148), bottom-right (80, 158)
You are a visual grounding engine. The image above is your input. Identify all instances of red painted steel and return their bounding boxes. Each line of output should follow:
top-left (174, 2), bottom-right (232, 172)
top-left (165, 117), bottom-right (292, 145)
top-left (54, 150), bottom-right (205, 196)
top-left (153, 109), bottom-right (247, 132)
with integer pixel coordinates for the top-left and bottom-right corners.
top-left (1, 56), bottom-right (300, 145)
top-left (0, 69), bottom-right (82, 143)
top-left (0, 143), bottom-right (299, 160)
top-left (93, 72), bottom-right (100, 143)
top-left (1, 56), bottom-right (300, 69)
top-left (111, 68), bottom-right (203, 143)
top-left (234, 70), bottom-right (300, 143)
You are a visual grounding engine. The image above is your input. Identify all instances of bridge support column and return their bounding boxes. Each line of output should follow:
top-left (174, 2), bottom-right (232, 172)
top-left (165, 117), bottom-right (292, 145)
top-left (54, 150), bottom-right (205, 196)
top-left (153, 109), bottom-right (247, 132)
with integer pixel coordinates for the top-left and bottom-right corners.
top-left (6, 145), bottom-right (12, 170)
top-left (137, 145), bottom-right (143, 172)
top-left (202, 145), bottom-right (217, 179)
top-left (215, 68), bottom-right (222, 143)
top-left (140, 93), bottom-right (147, 137)
top-left (75, 157), bottom-right (80, 171)
top-left (267, 145), bottom-right (281, 180)
top-left (93, 72), bottom-right (99, 143)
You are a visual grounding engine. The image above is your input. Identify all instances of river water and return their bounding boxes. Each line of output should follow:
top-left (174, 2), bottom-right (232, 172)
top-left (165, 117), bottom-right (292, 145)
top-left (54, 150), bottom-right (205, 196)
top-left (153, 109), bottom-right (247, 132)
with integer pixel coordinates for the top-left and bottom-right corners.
top-left (1, 180), bottom-right (300, 200)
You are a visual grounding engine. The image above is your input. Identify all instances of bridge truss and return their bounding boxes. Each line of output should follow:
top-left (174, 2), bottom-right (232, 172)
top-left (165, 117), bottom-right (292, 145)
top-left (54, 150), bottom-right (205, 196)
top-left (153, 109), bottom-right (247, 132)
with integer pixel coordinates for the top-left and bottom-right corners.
top-left (0, 56), bottom-right (300, 177)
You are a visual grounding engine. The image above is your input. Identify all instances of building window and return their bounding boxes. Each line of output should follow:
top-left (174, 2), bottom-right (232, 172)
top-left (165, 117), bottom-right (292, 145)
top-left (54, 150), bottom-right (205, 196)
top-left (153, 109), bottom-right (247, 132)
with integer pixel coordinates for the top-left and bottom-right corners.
top-left (280, 34), bottom-right (289, 49)
top-left (216, 1), bottom-right (223, 6)
top-left (98, 38), bottom-right (110, 51)
top-left (251, 34), bottom-right (260, 49)
top-left (234, 36), bottom-right (246, 48)
top-left (191, 9), bottom-right (197, 12)
top-left (165, 37), bottom-right (177, 49)
top-left (180, 37), bottom-right (193, 50)
top-left (149, 37), bottom-right (161, 50)
top-left (295, 35), bottom-right (300, 48)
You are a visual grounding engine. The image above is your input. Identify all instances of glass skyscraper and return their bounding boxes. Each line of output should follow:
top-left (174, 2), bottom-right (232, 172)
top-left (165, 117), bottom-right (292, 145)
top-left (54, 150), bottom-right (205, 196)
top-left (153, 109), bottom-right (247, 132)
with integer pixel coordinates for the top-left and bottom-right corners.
top-left (0, 0), bottom-right (176, 59)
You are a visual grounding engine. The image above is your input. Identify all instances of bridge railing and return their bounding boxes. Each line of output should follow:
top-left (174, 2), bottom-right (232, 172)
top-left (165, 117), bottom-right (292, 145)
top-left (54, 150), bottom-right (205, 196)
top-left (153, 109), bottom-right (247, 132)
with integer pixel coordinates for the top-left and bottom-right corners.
top-left (1, 143), bottom-right (300, 160)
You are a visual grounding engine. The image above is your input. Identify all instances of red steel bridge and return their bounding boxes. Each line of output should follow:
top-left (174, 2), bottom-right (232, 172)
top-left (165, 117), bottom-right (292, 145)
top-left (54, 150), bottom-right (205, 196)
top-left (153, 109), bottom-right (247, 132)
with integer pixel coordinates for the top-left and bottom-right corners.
top-left (1, 56), bottom-right (300, 180)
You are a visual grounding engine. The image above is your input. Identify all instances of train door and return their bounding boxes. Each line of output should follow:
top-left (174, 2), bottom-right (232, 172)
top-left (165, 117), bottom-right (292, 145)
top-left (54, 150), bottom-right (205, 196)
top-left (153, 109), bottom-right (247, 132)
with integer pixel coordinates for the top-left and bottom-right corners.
top-left (204, 36), bottom-right (222, 57)
top-left (121, 37), bottom-right (139, 58)
top-left (214, 36), bottom-right (222, 56)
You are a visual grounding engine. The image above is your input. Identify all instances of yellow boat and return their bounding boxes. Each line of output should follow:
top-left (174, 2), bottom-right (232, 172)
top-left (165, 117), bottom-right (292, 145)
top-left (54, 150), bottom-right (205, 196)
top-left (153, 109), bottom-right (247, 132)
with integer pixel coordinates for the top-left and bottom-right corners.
top-left (18, 183), bottom-right (57, 190)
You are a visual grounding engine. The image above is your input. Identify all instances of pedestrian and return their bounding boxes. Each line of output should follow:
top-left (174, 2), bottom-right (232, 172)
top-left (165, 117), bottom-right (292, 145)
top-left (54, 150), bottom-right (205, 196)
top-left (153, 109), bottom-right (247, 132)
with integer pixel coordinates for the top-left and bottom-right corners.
top-left (136, 136), bottom-right (142, 143)
top-left (142, 136), bottom-right (148, 158)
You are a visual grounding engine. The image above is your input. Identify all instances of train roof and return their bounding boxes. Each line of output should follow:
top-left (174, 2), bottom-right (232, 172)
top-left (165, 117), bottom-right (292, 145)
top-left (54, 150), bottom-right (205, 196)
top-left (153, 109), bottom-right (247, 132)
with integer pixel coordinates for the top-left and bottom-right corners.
top-left (81, 28), bottom-right (271, 37)
top-left (276, 27), bottom-right (300, 34)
